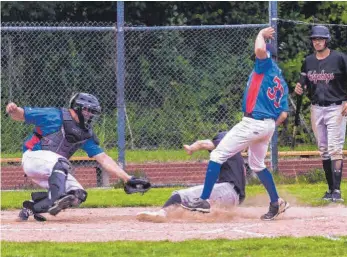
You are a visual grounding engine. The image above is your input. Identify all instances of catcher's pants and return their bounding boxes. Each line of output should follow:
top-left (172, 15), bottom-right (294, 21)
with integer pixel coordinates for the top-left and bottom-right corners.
top-left (311, 102), bottom-right (347, 160)
top-left (210, 117), bottom-right (276, 172)
top-left (22, 150), bottom-right (84, 192)
top-left (173, 182), bottom-right (240, 207)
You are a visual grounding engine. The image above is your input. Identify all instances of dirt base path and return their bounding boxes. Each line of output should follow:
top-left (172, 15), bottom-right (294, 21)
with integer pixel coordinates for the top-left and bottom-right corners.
top-left (2, 205), bottom-right (347, 242)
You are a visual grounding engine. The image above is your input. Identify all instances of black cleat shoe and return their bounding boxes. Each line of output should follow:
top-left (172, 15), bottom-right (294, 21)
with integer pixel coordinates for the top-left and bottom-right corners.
top-left (48, 195), bottom-right (76, 216)
top-left (322, 191), bottom-right (332, 201)
top-left (261, 198), bottom-right (290, 221)
top-left (18, 207), bottom-right (33, 221)
top-left (331, 190), bottom-right (344, 202)
top-left (19, 201), bottom-right (46, 222)
top-left (181, 197), bottom-right (210, 213)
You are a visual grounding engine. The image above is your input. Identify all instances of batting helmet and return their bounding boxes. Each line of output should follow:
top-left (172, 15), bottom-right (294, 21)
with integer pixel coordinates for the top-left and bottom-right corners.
top-left (69, 93), bottom-right (101, 130)
top-left (310, 25), bottom-right (330, 40)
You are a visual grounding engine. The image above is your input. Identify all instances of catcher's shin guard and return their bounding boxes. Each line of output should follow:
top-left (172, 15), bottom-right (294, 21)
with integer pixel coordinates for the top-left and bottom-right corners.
top-left (49, 159), bottom-right (69, 203)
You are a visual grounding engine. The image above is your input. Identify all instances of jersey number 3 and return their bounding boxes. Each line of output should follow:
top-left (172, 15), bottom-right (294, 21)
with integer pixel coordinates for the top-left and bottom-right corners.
top-left (267, 76), bottom-right (284, 108)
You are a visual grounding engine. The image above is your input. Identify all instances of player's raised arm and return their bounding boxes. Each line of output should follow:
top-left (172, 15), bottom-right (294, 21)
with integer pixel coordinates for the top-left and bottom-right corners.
top-left (255, 27), bottom-right (275, 60)
top-left (6, 102), bottom-right (25, 121)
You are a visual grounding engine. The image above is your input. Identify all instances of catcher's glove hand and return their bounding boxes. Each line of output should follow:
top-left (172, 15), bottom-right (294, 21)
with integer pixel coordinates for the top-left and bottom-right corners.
top-left (124, 176), bottom-right (151, 194)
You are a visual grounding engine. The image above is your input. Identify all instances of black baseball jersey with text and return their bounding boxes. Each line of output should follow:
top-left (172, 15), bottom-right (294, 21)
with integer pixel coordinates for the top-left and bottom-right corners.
top-left (301, 50), bottom-right (347, 104)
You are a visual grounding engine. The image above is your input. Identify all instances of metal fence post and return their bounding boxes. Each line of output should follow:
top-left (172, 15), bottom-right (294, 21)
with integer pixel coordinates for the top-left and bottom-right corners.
top-left (117, 1), bottom-right (126, 170)
top-left (269, 0), bottom-right (279, 172)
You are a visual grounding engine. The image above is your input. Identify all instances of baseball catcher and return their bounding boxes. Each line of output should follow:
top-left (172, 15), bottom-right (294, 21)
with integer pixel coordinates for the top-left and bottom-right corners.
top-left (6, 92), bottom-right (151, 222)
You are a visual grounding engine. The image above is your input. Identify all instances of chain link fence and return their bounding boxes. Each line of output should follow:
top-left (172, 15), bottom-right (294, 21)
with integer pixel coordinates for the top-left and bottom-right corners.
top-left (1, 22), bottom-right (265, 156)
top-left (1, 22), bottom-right (119, 155)
top-left (2, 20), bottom-right (346, 189)
top-left (124, 26), bottom-right (264, 149)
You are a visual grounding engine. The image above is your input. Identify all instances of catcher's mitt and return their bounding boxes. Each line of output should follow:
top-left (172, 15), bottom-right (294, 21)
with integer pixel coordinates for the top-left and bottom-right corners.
top-left (124, 176), bottom-right (151, 194)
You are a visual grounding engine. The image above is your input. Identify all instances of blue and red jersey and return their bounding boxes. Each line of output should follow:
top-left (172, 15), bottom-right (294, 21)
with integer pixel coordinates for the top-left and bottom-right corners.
top-left (23, 107), bottom-right (103, 158)
top-left (242, 55), bottom-right (289, 120)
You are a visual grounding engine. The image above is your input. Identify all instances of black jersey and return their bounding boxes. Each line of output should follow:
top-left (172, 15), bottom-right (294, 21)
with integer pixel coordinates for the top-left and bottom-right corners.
top-left (301, 50), bottom-right (347, 104)
top-left (211, 131), bottom-right (246, 203)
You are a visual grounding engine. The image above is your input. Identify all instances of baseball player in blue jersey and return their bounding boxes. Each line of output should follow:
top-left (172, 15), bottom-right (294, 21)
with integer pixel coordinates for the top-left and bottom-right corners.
top-left (6, 93), bottom-right (150, 222)
top-left (181, 27), bottom-right (290, 221)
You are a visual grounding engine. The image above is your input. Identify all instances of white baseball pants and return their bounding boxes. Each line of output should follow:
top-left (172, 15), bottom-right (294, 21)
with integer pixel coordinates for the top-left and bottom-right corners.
top-left (311, 103), bottom-right (347, 160)
top-left (210, 117), bottom-right (276, 172)
top-left (22, 150), bottom-right (84, 192)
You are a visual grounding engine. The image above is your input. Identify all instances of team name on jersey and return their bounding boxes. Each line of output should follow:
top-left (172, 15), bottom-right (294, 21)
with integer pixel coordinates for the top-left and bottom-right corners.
top-left (307, 70), bottom-right (335, 84)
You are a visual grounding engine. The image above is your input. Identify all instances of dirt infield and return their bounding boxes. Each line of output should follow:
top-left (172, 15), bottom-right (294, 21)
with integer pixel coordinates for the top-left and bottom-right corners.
top-left (2, 204), bottom-right (347, 242)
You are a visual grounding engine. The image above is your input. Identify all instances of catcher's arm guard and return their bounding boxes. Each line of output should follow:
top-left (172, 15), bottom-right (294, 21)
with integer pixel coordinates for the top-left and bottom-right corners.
top-left (124, 176), bottom-right (151, 194)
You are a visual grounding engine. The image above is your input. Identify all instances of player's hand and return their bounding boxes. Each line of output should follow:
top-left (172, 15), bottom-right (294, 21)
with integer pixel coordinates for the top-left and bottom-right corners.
top-left (342, 102), bottom-right (347, 116)
top-left (6, 102), bottom-right (18, 114)
top-left (260, 27), bottom-right (275, 40)
top-left (183, 145), bottom-right (193, 155)
top-left (294, 83), bottom-right (304, 95)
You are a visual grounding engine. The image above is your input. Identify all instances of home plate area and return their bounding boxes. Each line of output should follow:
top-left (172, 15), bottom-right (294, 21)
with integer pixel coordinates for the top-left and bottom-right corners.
top-left (2, 205), bottom-right (346, 242)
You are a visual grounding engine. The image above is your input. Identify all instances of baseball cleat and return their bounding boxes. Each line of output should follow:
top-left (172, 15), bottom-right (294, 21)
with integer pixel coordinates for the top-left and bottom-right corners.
top-left (181, 197), bottom-right (210, 213)
top-left (261, 198), bottom-right (290, 221)
top-left (18, 201), bottom-right (47, 222)
top-left (18, 207), bottom-right (33, 221)
top-left (48, 195), bottom-right (76, 216)
top-left (136, 209), bottom-right (167, 223)
top-left (331, 190), bottom-right (344, 202)
top-left (322, 191), bottom-right (332, 201)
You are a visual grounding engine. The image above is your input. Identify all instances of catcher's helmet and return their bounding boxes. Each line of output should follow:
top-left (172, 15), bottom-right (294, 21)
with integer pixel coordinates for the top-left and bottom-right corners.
top-left (310, 25), bottom-right (330, 40)
top-left (69, 93), bottom-right (101, 130)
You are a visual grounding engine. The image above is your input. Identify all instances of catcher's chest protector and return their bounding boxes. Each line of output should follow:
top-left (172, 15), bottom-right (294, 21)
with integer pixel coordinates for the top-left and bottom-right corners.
top-left (40, 108), bottom-right (93, 159)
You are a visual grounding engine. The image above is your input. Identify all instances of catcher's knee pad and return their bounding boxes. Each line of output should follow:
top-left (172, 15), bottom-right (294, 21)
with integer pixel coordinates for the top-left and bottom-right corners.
top-left (31, 191), bottom-right (48, 202)
top-left (67, 189), bottom-right (88, 207)
top-left (49, 158), bottom-right (70, 203)
top-left (53, 158), bottom-right (72, 175)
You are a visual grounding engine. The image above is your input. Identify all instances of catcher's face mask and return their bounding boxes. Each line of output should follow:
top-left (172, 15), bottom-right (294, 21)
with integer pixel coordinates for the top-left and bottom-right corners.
top-left (80, 106), bottom-right (101, 129)
top-left (70, 93), bottom-right (101, 130)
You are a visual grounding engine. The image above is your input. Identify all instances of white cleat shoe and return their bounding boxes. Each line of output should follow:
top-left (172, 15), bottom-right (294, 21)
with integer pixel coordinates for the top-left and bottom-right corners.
top-left (136, 209), bottom-right (167, 223)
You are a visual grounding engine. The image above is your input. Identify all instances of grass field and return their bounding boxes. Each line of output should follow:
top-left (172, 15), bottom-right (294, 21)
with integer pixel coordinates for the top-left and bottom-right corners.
top-left (2, 183), bottom-right (347, 257)
top-left (2, 237), bottom-right (347, 257)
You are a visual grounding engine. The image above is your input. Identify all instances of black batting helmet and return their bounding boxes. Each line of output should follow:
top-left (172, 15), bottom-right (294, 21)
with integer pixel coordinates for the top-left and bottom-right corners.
top-left (310, 25), bottom-right (330, 41)
top-left (69, 93), bottom-right (101, 130)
